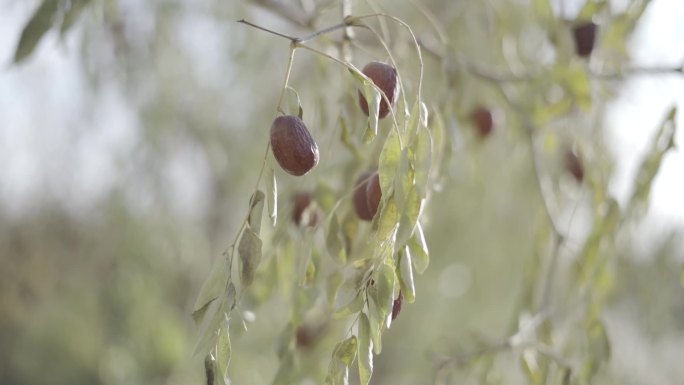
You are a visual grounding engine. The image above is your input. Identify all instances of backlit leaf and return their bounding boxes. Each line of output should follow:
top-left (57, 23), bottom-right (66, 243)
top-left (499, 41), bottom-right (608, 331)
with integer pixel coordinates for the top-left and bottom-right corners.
top-left (248, 190), bottom-right (265, 235)
top-left (408, 223), bottom-right (429, 274)
top-left (60, 0), bottom-right (91, 35)
top-left (238, 227), bottom-right (263, 288)
top-left (373, 196), bottom-right (399, 246)
top-left (348, 63), bottom-right (381, 142)
top-left (192, 254), bottom-right (230, 325)
top-left (628, 106), bottom-right (677, 216)
top-left (267, 168), bottom-right (277, 226)
top-left (14, 0), bottom-right (59, 63)
top-left (215, 315), bottom-right (231, 385)
top-left (357, 313), bottom-right (373, 385)
top-left (398, 247), bottom-right (416, 303)
top-left (379, 129), bottom-right (402, 197)
top-left (325, 336), bottom-right (358, 385)
top-left (326, 214), bottom-right (346, 264)
top-left (192, 297), bottom-right (225, 357)
top-left (413, 126), bottom-right (433, 196)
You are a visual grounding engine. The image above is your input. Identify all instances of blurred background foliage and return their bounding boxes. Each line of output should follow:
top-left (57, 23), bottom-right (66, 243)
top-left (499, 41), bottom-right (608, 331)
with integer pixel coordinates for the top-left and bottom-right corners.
top-left (1, 0), bottom-right (683, 384)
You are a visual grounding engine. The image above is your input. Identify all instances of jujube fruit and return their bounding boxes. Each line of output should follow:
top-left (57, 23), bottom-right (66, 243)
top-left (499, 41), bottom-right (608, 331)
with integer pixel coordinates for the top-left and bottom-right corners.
top-left (470, 107), bottom-right (494, 138)
top-left (391, 291), bottom-right (403, 321)
top-left (358, 62), bottom-right (399, 119)
top-left (572, 21), bottom-right (598, 58)
top-left (353, 171), bottom-right (374, 221)
top-left (270, 115), bottom-right (319, 176)
top-left (564, 148), bottom-right (584, 183)
top-left (365, 172), bottom-right (382, 218)
top-left (292, 192), bottom-right (319, 227)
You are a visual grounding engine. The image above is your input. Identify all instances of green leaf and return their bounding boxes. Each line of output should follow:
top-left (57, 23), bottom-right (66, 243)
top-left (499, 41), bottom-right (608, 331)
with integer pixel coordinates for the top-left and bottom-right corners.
top-left (267, 168), bottom-right (277, 227)
top-left (60, 0), bottom-right (91, 35)
top-left (325, 336), bottom-right (358, 385)
top-left (192, 297), bottom-right (225, 357)
top-left (285, 86), bottom-right (304, 118)
top-left (192, 254), bottom-right (230, 324)
top-left (553, 65), bottom-right (592, 111)
top-left (413, 126), bottom-right (433, 197)
top-left (326, 214), bottom-right (346, 264)
top-left (357, 313), bottom-right (373, 385)
top-left (215, 315), bottom-right (232, 385)
top-left (533, 0), bottom-right (554, 22)
top-left (334, 268), bottom-right (366, 317)
top-left (14, 0), bottom-right (59, 63)
top-left (347, 63), bottom-right (381, 142)
top-left (396, 186), bottom-right (424, 246)
top-left (369, 263), bottom-right (396, 329)
top-left (628, 106), bottom-right (677, 215)
top-left (394, 148), bottom-right (412, 213)
top-left (373, 196), bottom-right (399, 246)
top-left (248, 190), bottom-right (265, 235)
top-left (379, 129), bottom-right (402, 197)
top-left (238, 227), bottom-right (263, 288)
top-left (408, 223), bottom-right (429, 274)
top-left (339, 116), bottom-right (361, 159)
top-left (398, 247), bottom-right (416, 303)
top-left (578, 0), bottom-right (608, 20)
top-left (367, 298), bottom-right (383, 354)
top-left (406, 100), bottom-right (428, 140)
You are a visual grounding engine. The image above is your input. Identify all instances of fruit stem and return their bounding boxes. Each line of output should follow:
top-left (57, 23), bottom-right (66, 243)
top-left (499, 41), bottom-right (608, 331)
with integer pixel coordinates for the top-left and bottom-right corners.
top-left (276, 44), bottom-right (298, 115)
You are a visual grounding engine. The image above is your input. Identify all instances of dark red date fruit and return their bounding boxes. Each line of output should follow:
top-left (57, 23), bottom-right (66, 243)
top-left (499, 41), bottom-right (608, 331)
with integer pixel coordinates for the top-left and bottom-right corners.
top-left (572, 22), bottom-right (598, 58)
top-left (353, 171), bottom-right (374, 221)
top-left (391, 291), bottom-right (403, 321)
top-left (365, 172), bottom-right (382, 218)
top-left (292, 192), bottom-right (319, 227)
top-left (358, 62), bottom-right (399, 119)
top-left (270, 115), bottom-right (319, 176)
top-left (470, 107), bottom-right (494, 138)
top-left (564, 148), bottom-right (584, 183)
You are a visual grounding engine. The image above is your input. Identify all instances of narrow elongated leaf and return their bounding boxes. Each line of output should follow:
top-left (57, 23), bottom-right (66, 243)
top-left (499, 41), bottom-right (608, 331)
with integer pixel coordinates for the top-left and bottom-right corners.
top-left (379, 129), bottom-right (401, 197)
top-left (579, 0), bottom-right (608, 20)
top-left (192, 297), bottom-right (225, 357)
top-left (406, 100), bottom-right (428, 140)
top-left (325, 336), bottom-right (358, 385)
top-left (60, 0), bottom-right (91, 35)
top-left (373, 196), bottom-right (399, 246)
top-left (398, 247), bottom-right (416, 303)
top-left (357, 313), bottom-right (373, 385)
top-left (238, 227), bottom-right (262, 288)
top-left (408, 223), bottom-right (429, 274)
top-left (414, 126), bottom-right (432, 196)
top-left (394, 148), bottom-right (412, 212)
top-left (192, 255), bottom-right (230, 324)
top-left (326, 214), bottom-right (346, 263)
top-left (370, 263), bottom-right (396, 329)
top-left (628, 106), bottom-right (677, 215)
top-left (248, 190), bottom-right (265, 235)
top-left (395, 187), bottom-right (424, 246)
top-left (347, 64), bottom-right (381, 142)
top-left (267, 168), bottom-right (277, 226)
top-left (14, 0), bottom-right (59, 63)
top-left (215, 316), bottom-right (232, 385)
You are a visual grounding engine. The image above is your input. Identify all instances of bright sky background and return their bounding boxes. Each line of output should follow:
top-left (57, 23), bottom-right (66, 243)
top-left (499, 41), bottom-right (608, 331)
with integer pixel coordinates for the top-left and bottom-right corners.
top-left (1, 0), bottom-right (682, 242)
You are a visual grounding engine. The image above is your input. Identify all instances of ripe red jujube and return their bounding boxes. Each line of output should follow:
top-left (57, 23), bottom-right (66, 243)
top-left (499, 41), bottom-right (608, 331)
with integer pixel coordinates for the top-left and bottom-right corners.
top-left (572, 21), bottom-right (598, 58)
top-left (365, 172), bottom-right (382, 219)
top-left (470, 107), bottom-right (494, 138)
top-left (358, 62), bottom-right (399, 119)
top-left (292, 192), bottom-right (319, 227)
top-left (353, 171), bottom-right (374, 221)
top-left (270, 115), bottom-right (319, 176)
top-left (564, 148), bottom-right (584, 183)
